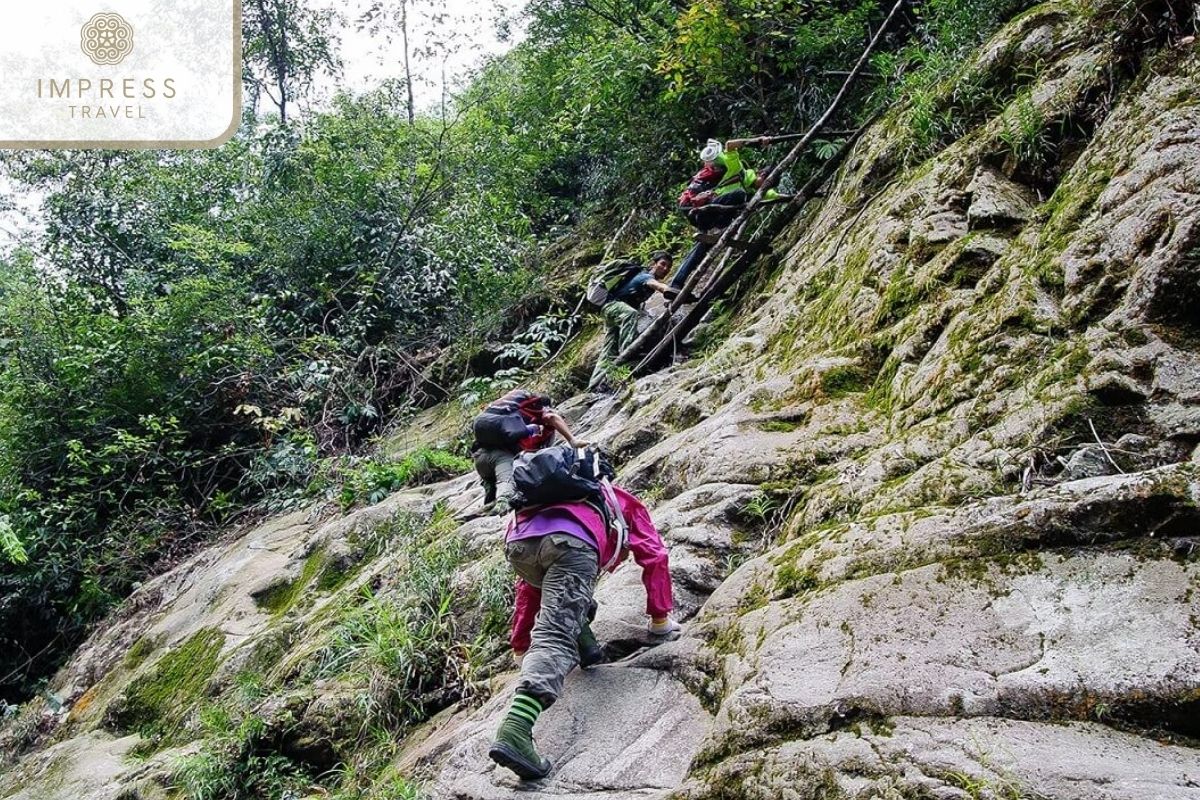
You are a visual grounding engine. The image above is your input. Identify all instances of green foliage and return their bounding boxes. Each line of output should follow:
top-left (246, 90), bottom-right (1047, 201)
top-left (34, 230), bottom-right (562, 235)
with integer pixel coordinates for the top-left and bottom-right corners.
top-left (474, 554), bottom-right (520, 645)
top-left (741, 493), bottom-right (781, 525)
top-left (943, 769), bottom-right (1028, 800)
top-left (123, 634), bottom-right (164, 670)
top-left (0, 515), bottom-right (26, 565)
top-left (708, 619), bottom-right (745, 657)
top-left (0, 253), bottom-right (276, 701)
top-left (997, 92), bottom-right (1052, 168)
top-left (241, 0), bottom-right (341, 124)
top-left (310, 508), bottom-right (505, 732)
top-left (873, 0), bottom-right (1041, 165)
top-left (756, 419), bottom-right (800, 433)
top-left (165, 517), bottom-right (459, 799)
top-left (173, 706), bottom-right (310, 800)
top-left (458, 310), bottom-right (577, 407)
top-left (336, 448), bottom-right (471, 509)
top-left (325, 757), bottom-right (429, 800)
top-left (660, 0), bottom-right (878, 123)
top-left (877, 272), bottom-right (922, 324)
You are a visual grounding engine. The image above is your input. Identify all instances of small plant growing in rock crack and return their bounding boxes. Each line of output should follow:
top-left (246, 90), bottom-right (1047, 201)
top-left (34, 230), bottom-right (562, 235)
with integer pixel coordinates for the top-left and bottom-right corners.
top-left (998, 93), bottom-right (1052, 171)
top-left (741, 493), bottom-right (781, 526)
top-left (944, 769), bottom-right (1028, 800)
top-left (738, 490), bottom-right (799, 552)
top-left (723, 550), bottom-right (752, 577)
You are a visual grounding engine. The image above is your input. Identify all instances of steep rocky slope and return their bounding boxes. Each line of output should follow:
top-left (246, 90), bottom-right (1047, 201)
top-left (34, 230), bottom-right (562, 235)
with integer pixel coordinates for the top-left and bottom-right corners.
top-left (4, 4), bottom-right (1200, 799)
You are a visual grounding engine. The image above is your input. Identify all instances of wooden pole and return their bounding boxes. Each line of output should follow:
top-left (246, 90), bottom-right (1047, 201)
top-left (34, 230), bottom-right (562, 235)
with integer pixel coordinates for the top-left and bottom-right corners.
top-left (614, 0), bottom-right (907, 368)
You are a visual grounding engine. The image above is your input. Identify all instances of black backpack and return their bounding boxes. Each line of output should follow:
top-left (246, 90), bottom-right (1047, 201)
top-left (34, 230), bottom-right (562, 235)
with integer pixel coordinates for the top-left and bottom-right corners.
top-left (472, 390), bottom-right (549, 451)
top-left (510, 444), bottom-right (615, 509)
top-left (473, 410), bottom-right (531, 451)
top-left (585, 259), bottom-right (642, 307)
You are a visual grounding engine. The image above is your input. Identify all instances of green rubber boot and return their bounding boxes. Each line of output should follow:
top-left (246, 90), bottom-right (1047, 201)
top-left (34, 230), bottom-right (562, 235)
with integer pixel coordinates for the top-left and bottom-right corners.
top-left (578, 619), bottom-right (604, 669)
top-left (489, 693), bottom-right (551, 780)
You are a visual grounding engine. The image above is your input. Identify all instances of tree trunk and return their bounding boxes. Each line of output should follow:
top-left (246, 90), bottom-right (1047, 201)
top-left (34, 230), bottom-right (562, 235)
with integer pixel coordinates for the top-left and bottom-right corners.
top-left (401, 0), bottom-right (415, 125)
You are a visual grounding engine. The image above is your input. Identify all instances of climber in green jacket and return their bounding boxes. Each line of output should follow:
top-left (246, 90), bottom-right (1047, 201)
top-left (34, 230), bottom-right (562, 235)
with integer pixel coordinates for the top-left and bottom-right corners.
top-left (671, 138), bottom-right (787, 292)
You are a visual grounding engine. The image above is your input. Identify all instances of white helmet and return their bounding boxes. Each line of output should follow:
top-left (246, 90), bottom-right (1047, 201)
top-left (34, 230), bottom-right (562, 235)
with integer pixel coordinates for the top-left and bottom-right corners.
top-left (699, 138), bottom-right (723, 162)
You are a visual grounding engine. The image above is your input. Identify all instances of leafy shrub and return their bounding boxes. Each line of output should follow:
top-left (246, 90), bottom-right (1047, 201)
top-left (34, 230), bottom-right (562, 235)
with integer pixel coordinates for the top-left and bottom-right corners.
top-left (0, 258), bottom-right (274, 701)
top-left (336, 448), bottom-right (471, 509)
top-left (173, 709), bottom-right (310, 800)
top-left (873, 0), bottom-right (1042, 165)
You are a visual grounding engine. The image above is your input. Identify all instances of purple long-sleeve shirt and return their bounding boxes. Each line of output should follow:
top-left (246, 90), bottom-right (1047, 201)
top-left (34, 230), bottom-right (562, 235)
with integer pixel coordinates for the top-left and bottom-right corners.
top-left (506, 504), bottom-right (599, 549)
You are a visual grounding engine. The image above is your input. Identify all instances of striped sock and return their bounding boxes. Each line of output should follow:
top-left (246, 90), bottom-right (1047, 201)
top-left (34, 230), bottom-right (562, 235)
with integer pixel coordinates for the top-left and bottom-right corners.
top-left (506, 693), bottom-right (543, 729)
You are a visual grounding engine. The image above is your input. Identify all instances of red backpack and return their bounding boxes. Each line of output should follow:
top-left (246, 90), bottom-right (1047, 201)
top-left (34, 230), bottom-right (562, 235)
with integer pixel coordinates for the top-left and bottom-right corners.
top-left (678, 163), bottom-right (726, 208)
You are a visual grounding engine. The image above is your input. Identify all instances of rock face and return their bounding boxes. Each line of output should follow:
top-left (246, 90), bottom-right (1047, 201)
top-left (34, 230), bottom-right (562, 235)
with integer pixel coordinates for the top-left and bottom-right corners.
top-left (409, 668), bottom-right (709, 800)
top-left (5, 5), bottom-right (1200, 800)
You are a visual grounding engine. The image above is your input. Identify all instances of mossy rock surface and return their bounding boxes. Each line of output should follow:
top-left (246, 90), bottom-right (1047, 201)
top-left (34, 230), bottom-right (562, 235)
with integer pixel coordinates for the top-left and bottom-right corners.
top-left (105, 627), bottom-right (225, 739)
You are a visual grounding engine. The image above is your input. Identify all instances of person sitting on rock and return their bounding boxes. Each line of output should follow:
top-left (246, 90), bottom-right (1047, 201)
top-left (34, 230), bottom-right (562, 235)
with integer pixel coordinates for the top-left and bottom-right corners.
top-left (489, 482), bottom-right (678, 781)
top-left (672, 138), bottom-right (787, 294)
top-left (470, 389), bottom-right (581, 514)
top-left (586, 251), bottom-right (676, 391)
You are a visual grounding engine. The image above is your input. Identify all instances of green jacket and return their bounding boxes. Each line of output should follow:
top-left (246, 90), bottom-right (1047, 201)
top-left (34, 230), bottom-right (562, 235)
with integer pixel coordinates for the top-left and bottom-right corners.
top-left (715, 151), bottom-right (780, 201)
top-left (712, 150), bottom-right (745, 196)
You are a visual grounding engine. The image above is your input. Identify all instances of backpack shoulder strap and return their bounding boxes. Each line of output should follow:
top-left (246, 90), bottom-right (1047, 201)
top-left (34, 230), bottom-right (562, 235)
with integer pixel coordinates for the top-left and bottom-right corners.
top-left (604, 262), bottom-right (643, 295)
top-left (598, 479), bottom-right (628, 572)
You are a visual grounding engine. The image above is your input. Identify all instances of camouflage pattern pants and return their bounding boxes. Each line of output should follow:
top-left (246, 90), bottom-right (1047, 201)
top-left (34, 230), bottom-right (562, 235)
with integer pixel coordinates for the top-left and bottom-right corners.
top-left (505, 533), bottom-right (599, 707)
top-left (588, 301), bottom-right (640, 389)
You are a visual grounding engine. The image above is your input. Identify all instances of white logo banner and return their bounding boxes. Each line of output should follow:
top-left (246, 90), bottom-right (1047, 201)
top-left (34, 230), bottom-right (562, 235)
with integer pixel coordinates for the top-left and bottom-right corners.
top-left (0, 1), bottom-right (240, 149)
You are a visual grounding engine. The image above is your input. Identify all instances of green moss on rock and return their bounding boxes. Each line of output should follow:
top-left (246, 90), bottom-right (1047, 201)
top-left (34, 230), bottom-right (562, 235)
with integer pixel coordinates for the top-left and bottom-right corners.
top-left (820, 365), bottom-right (870, 398)
top-left (108, 627), bottom-right (225, 738)
top-left (255, 549), bottom-right (326, 617)
top-left (123, 633), bottom-right (164, 670)
top-left (314, 558), bottom-right (355, 593)
top-left (708, 620), bottom-right (746, 658)
top-left (776, 563), bottom-right (821, 598)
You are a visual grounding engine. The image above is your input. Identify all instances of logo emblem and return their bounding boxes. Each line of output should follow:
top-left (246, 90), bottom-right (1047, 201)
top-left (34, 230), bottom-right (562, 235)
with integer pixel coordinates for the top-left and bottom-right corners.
top-left (81, 12), bottom-right (134, 66)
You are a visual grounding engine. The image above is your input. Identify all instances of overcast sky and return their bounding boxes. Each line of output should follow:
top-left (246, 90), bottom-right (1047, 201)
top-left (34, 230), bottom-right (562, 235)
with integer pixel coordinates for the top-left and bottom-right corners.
top-left (0, 0), bottom-right (525, 249)
top-left (325, 0), bottom-right (525, 110)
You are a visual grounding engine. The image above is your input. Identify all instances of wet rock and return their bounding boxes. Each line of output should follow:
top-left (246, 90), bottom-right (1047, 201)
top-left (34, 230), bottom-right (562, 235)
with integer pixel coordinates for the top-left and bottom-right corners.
top-left (703, 550), bottom-right (1200, 760)
top-left (910, 208), bottom-right (969, 254)
top-left (416, 668), bottom-right (710, 800)
top-left (680, 716), bottom-right (1200, 800)
top-left (0, 731), bottom-right (186, 800)
top-left (280, 685), bottom-right (365, 771)
top-left (1150, 403), bottom-right (1200, 439)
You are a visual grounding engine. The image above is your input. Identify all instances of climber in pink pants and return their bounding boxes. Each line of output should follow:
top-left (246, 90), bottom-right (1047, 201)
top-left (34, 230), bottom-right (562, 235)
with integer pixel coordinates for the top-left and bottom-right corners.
top-left (508, 484), bottom-right (678, 661)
